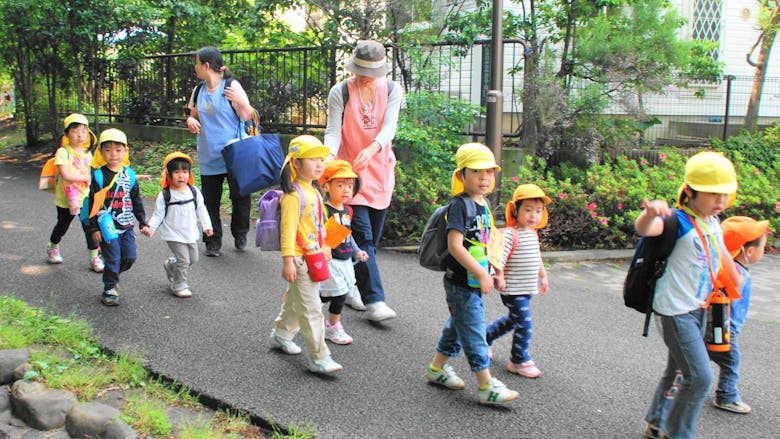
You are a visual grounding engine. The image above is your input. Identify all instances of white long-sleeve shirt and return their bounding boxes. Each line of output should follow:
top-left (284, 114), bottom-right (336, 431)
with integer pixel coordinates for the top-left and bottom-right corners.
top-left (147, 186), bottom-right (212, 244)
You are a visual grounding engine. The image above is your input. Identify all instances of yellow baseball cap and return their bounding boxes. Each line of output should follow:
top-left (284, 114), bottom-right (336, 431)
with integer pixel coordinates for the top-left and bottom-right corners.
top-left (63, 113), bottom-right (89, 131)
top-left (160, 152), bottom-right (195, 188)
top-left (676, 151), bottom-right (737, 208)
top-left (92, 128), bottom-right (130, 168)
top-left (282, 135), bottom-right (330, 181)
top-left (451, 143), bottom-right (501, 196)
top-left (60, 113), bottom-right (97, 149)
top-left (722, 216), bottom-right (770, 258)
top-left (505, 184), bottom-right (552, 229)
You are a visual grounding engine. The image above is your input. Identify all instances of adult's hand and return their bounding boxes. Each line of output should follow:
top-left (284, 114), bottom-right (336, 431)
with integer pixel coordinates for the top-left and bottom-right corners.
top-left (352, 141), bottom-right (381, 172)
top-left (186, 116), bottom-right (201, 134)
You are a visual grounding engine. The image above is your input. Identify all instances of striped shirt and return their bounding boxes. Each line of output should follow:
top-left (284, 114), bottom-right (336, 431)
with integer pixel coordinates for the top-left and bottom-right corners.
top-left (500, 228), bottom-right (542, 295)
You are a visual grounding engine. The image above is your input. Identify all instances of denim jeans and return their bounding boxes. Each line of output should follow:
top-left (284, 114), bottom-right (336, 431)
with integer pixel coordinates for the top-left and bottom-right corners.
top-left (708, 332), bottom-right (741, 404)
top-left (486, 294), bottom-right (534, 364)
top-left (350, 205), bottom-right (387, 305)
top-left (435, 279), bottom-right (490, 372)
top-left (100, 228), bottom-right (137, 292)
top-left (645, 308), bottom-right (713, 439)
top-left (200, 173), bottom-right (251, 250)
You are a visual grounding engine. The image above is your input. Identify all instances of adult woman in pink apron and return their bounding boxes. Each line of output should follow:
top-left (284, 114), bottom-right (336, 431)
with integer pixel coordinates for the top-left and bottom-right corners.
top-left (324, 40), bottom-right (403, 322)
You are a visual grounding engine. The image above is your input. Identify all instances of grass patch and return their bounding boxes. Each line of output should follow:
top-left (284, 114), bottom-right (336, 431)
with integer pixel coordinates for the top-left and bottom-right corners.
top-left (0, 295), bottom-right (316, 438)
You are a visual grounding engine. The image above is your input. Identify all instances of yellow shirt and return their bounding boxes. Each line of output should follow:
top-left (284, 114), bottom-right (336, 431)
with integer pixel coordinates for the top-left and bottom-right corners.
top-left (280, 181), bottom-right (325, 257)
top-left (53, 146), bottom-right (92, 209)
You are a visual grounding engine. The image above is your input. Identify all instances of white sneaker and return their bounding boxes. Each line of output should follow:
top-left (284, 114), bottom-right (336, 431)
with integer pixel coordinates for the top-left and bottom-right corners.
top-left (345, 290), bottom-right (366, 311)
top-left (269, 330), bottom-right (302, 355)
top-left (47, 246), bottom-right (63, 264)
top-left (90, 255), bottom-right (105, 273)
top-left (426, 364), bottom-right (465, 389)
top-left (478, 377), bottom-right (519, 405)
top-left (325, 322), bottom-right (353, 345)
top-left (173, 288), bottom-right (192, 298)
top-left (365, 301), bottom-right (397, 321)
top-left (308, 356), bottom-right (343, 374)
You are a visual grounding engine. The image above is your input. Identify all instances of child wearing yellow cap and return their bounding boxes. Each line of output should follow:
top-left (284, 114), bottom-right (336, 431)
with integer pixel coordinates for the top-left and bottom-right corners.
top-left (486, 184), bottom-right (551, 379)
top-left (425, 143), bottom-right (519, 406)
top-left (85, 128), bottom-right (151, 306)
top-left (636, 151), bottom-right (741, 438)
top-left (269, 135), bottom-right (343, 374)
top-left (317, 160), bottom-right (369, 345)
top-left (46, 113), bottom-right (103, 272)
top-left (708, 216), bottom-right (770, 415)
top-left (142, 152), bottom-right (213, 298)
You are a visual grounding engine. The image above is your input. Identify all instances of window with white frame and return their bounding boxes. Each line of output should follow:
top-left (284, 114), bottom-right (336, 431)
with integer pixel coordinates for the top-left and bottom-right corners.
top-left (691, 0), bottom-right (722, 61)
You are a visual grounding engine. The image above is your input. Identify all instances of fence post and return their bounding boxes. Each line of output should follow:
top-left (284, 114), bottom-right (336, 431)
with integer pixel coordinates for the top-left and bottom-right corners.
top-left (722, 74), bottom-right (735, 141)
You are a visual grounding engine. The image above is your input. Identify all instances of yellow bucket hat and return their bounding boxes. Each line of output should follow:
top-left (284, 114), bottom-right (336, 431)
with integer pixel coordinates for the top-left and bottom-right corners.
top-left (451, 143), bottom-right (501, 196)
top-left (505, 184), bottom-right (552, 229)
top-left (160, 152), bottom-right (195, 188)
top-left (61, 113), bottom-right (97, 149)
top-left (282, 135), bottom-right (330, 181)
top-left (676, 151), bottom-right (737, 208)
top-left (92, 128), bottom-right (130, 169)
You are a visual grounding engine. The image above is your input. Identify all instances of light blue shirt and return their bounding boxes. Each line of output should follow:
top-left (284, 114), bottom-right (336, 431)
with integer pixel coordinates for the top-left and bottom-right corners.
top-left (654, 210), bottom-right (725, 316)
top-left (730, 263), bottom-right (752, 334)
top-left (196, 80), bottom-right (241, 175)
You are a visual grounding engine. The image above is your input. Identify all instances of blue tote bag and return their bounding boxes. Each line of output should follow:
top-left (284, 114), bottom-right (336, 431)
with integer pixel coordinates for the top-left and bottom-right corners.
top-left (222, 111), bottom-right (284, 197)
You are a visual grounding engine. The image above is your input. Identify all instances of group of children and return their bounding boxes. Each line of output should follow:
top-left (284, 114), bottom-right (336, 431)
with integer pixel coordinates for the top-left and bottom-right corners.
top-left (46, 115), bottom-right (771, 430)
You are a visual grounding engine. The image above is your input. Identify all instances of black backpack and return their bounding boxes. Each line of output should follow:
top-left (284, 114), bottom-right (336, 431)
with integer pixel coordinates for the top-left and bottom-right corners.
top-left (623, 209), bottom-right (679, 336)
top-left (162, 185), bottom-right (197, 217)
top-left (418, 194), bottom-right (478, 271)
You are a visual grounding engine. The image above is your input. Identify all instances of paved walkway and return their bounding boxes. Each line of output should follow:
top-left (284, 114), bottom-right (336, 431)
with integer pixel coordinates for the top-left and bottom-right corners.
top-left (1, 161), bottom-right (778, 438)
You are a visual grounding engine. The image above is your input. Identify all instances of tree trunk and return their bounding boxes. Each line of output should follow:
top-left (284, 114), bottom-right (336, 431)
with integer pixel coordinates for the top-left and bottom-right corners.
top-left (520, 44), bottom-right (540, 154)
top-left (745, 7), bottom-right (779, 131)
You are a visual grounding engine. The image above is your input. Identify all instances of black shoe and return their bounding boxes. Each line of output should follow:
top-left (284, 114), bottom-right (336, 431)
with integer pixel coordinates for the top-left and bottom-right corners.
top-left (205, 246), bottom-right (221, 257)
top-left (234, 236), bottom-right (247, 252)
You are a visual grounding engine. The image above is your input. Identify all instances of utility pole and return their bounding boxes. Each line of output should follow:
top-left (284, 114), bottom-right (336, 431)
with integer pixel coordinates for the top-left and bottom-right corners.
top-left (486, 0), bottom-right (504, 207)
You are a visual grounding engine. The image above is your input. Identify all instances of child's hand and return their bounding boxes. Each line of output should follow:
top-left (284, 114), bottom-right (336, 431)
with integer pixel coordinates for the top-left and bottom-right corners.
top-left (136, 174), bottom-right (152, 183)
top-left (641, 199), bottom-right (671, 219)
top-left (539, 275), bottom-right (549, 295)
top-left (92, 231), bottom-right (102, 243)
top-left (139, 225), bottom-right (152, 237)
top-left (477, 270), bottom-right (493, 294)
top-left (356, 250), bottom-right (369, 262)
top-left (204, 229), bottom-right (214, 237)
top-left (282, 257), bottom-right (297, 283)
top-left (323, 245), bottom-right (332, 262)
top-left (493, 274), bottom-right (507, 291)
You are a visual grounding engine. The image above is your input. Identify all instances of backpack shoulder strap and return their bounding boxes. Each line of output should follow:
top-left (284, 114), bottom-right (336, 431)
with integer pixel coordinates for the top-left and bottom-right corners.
top-left (657, 209), bottom-right (680, 258)
top-left (192, 81), bottom-right (205, 105)
top-left (506, 228), bottom-right (519, 261)
top-left (189, 184), bottom-right (197, 208)
top-left (341, 79), bottom-right (350, 106)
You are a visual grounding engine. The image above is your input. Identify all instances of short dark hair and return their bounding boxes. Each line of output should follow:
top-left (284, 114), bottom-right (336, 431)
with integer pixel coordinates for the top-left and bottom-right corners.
top-left (166, 157), bottom-right (191, 175)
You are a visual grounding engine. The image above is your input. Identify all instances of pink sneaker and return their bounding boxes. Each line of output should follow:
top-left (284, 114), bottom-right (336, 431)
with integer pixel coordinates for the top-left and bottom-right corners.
top-left (508, 360), bottom-right (542, 378)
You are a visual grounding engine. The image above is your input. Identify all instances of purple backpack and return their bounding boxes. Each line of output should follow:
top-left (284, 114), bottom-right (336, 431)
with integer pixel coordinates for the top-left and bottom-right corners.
top-left (256, 190), bottom-right (283, 250)
top-left (255, 186), bottom-right (306, 250)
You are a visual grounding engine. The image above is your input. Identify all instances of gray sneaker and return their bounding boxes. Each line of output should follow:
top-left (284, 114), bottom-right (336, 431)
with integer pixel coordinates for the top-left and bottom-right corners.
top-left (426, 364), bottom-right (465, 389)
top-left (269, 330), bottom-right (302, 355)
top-left (714, 400), bottom-right (752, 414)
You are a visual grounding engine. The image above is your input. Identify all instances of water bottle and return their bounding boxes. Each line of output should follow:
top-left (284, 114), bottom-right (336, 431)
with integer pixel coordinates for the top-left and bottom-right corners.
top-left (467, 244), bottom-right (488, 288)
top-left (705, 290), bottom-right (731, 352)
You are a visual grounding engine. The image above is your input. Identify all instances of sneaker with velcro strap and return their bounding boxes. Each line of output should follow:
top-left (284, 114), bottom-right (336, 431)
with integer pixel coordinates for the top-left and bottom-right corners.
top-left (426, 364), bottom-right (465, 390)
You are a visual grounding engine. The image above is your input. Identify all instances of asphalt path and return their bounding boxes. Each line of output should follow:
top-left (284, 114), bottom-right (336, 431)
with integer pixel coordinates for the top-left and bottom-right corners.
top-left (1, 161), bottom-right (778, 438)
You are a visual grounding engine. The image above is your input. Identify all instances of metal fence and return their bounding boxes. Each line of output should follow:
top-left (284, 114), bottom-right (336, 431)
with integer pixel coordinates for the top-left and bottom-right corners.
top-left (55, 40), bottom-right (780, 142)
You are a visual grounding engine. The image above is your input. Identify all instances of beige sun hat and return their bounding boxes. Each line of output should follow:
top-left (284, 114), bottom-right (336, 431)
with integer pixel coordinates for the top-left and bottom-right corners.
top-left (345, 40), bottom-right (391, 78)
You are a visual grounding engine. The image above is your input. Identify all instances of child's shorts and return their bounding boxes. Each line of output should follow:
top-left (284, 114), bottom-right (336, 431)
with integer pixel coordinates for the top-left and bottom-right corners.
top-left (319, 258), bottom-right (355, 298)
